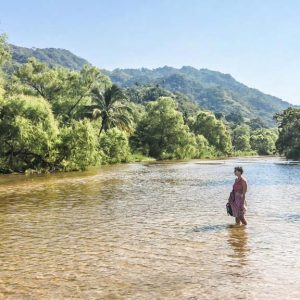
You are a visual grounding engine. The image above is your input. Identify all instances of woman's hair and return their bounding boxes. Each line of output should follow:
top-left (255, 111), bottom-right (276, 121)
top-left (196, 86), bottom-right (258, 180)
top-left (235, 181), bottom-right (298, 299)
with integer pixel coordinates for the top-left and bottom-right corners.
top-left (234, 166), bottom-right (243, 174)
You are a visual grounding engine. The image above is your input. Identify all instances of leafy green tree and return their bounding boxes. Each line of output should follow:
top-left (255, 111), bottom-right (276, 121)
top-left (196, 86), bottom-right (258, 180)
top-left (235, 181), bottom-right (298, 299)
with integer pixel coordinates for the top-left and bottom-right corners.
top-left (0, 34), bottom-right (11, 98)
top-left (65, 65), bottom-right (111, 117)
top-left (99, 128), bottom-right (132, 164)
top-left (232, 124), bottom-right (251, 152)
top-left (225, 111), bottom-right (245, 124)
top-left (126, 84), bottom-right (171, 104)
top-left (247, 117), bottom-right (267, 130)
top-left (14, 58), bottom-right (70, 101)
top-left (0, 95), bottom-right (102, 172)
top-left (0, 95), bottom-right (59, 172)
top-left (57, 119), bottom-right (100, 171)
top-left (250, 128), bottom-right (278, 155)
top-left (85, 84), bottom-right (133, 135)
top-left (274, 108), bottom-right (300, 159)
top-left (126, 84), bottom-right (200, 120)
top-left (0, 34), bottom-right (11, 66)
top-left (189, 111), bottom-right (232, 155)
top-left (131, 97), bottom-right (200, 159)
top-left (13, 58), bottom-right (110, 118)
top-left (214, 112), bottom-right (225, 120)
top-left (195, 134), bottom-right (212, 158)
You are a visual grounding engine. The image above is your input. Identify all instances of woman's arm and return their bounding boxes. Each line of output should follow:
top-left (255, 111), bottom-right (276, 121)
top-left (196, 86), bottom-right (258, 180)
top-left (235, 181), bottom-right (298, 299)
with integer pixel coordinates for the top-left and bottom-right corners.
top-left (241, 179), bottom-right (247, 207)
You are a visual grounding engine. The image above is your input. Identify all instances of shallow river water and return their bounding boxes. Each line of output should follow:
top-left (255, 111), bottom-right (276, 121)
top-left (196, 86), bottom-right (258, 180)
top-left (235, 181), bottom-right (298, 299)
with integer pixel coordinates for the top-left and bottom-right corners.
top-left (0, 157), bottom-right (299, 299)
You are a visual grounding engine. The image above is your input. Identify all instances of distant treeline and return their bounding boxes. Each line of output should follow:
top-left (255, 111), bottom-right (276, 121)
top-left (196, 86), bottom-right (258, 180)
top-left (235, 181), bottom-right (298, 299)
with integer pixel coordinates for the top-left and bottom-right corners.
top-left (0, 35), bottom-right (299, 173)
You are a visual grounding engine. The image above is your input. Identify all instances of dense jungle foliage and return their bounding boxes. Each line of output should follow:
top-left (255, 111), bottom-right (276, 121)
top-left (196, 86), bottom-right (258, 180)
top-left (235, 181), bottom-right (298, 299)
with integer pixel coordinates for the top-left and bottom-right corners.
top-left (1, 35), bottom-right (298, 174)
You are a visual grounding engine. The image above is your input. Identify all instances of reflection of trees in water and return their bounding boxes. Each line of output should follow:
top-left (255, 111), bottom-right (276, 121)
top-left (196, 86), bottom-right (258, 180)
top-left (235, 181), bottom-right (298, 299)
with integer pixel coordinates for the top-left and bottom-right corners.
top-left (227, 225), bottom-right (249, 266)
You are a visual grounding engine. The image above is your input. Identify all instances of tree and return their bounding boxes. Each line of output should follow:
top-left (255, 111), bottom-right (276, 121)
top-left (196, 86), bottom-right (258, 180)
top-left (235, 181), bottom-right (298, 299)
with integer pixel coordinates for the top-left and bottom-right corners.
top-left (0, 34), bottom-right (11, 98)
top-left (57, 119), bottom-right (100, 171)
top-left (0, 95), bottom-right (59, 172)
top-left (65, 65), bottom-right (111, 117)
top-left (274, 108), bottom-right (300, 159)
top-left (14, 58), bottom-right (110, 119)
top-left (214, 112), bottom-right (225, 120)
top-left (126, 84), bottom-right (171, 104)
top-left (195, 134), bottom-right (212, 158)
top-left (131, 97), bottom-right (200, 159)
top-left (189, 111), bottom-right (232, 155)
top-left (126, 84), bottom-right (200, 119)
top-left (247, 117), bottom-right (266, 130)
top-left (85, 84), bottom-right (134, 135)
top-left (99, 128), bottom-right (132, 164)
top-left (250, 128), bottom-right (278, 155)
top-left (232, 124), bottom-right (251, 152)
top-left (225, 111), bottom-right (244, 124)
top-left (0, 34), bottom-right (11, 66)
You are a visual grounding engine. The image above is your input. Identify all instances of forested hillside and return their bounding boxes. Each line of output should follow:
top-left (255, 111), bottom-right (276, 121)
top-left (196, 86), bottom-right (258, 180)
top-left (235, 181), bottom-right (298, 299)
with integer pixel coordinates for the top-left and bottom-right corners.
top-left (9, 44), bottom-right (293, 126)
top-left (106, 66), bottom-right (292, 126)
top-left (10, 44), bottom-right (89, 70)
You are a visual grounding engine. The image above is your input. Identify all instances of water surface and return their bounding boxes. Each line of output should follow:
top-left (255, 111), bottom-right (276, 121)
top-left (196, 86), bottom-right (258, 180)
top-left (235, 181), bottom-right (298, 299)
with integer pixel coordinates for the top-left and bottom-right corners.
top-left (0, 157), bottom-right (299, 299)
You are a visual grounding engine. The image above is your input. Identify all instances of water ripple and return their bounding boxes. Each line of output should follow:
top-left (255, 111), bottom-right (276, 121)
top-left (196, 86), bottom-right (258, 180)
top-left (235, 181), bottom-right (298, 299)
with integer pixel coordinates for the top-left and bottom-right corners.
top-left (0, 158), bottom-right (299, 299)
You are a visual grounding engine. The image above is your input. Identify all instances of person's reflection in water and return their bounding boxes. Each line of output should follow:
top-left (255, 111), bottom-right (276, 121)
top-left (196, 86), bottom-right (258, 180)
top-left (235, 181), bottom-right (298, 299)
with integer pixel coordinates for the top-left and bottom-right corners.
top-left (227, 225), bottom-right (249, 266)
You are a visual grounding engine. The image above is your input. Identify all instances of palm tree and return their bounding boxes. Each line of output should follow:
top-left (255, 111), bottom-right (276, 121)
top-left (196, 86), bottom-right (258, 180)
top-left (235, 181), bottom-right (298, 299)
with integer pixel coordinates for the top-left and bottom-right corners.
top-left (85, 84), bottom-right (133, 135)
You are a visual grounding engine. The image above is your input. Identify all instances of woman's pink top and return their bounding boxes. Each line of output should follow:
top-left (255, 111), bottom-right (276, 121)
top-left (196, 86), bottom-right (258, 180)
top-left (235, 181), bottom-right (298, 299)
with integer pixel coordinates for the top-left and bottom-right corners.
top-left (233, 178), bottom-right (243, 193)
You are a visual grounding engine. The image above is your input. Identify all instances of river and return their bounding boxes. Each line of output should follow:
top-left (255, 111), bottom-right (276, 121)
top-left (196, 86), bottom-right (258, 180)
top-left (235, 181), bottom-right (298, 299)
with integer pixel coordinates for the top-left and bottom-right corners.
top-left (0, 157), bottom-right (299, 299)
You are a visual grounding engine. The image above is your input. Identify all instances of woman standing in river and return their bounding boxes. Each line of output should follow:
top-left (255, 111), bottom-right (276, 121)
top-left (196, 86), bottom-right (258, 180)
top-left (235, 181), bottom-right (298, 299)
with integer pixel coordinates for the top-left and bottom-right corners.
top-left (230, 166), bottom-right (248, 225)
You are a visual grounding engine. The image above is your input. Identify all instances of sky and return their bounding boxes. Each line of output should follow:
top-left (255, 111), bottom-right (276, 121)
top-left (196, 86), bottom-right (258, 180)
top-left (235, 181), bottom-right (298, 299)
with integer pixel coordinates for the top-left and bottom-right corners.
top-left (1, 0), bottom-right (300, 104)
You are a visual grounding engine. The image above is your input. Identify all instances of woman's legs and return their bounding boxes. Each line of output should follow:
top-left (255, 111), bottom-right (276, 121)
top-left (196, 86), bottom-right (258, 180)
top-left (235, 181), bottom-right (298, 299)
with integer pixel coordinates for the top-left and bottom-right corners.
top-left (239, 215), bottom-right (248, 225)
top-left (235, 217), bottom-right (241, 225)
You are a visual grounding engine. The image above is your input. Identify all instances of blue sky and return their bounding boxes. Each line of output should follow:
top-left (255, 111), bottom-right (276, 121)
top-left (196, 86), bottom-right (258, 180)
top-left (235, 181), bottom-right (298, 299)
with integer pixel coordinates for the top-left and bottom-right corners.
top-left (1, 0), bottom-right (300, 104)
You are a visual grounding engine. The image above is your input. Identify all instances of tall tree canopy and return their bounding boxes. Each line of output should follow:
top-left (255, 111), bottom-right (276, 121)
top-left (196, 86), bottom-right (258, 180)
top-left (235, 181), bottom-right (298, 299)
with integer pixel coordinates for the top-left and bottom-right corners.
top-left (86, 84), bottom-right (134, 135)
top-left (0, 95), bottom-right (59, 172)
top-left (188, 111), bottom-right (232, 155)
top-left (232, 124), bottom-right (251, 152)
top-left (12, 58), bottom-right (111, 120)
top-left (274, 108), bottom-right (300, 159)
top-left (250, 128), bottom-right (278, 155)
top-left (0, 34), bottom-right (11, 66)
top-left (131, 97), bottom-right (203, 159)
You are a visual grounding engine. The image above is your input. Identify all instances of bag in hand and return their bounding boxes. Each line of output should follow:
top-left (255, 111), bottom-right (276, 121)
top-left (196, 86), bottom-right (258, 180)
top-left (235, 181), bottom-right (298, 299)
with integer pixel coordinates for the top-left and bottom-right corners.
top-left (226, 190), bottom-right (235, 216)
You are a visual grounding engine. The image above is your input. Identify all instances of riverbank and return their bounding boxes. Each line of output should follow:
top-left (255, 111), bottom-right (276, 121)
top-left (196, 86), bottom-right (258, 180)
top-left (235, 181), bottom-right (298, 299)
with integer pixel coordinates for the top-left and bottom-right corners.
top-left (0, 152), bottom-right (286, 177)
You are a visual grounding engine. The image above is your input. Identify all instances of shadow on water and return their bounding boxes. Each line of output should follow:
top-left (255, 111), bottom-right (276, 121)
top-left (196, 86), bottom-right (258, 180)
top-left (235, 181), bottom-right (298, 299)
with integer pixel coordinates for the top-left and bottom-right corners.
top-left (193, 224), bottom-right (229, 232)
top-left (193, 223), bottom-right (248, 233)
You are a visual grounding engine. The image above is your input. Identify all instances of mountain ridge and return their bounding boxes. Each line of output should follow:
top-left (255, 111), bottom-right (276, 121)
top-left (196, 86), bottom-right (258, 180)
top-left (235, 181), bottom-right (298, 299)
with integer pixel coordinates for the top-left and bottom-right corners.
top-left (104, 66), bottom-right (291, 125)
top-left (9, 44), bottom-right (293, 126)
top-left (10, 44), bottom-right (90, 70)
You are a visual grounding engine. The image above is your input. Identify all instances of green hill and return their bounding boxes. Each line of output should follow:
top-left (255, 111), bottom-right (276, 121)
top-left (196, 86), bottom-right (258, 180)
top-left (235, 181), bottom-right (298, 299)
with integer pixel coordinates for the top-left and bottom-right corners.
top-left (105, 66), bottom-right (292, 126)
top-left (9, 45), bottom-right (293, 126)
top-left (10, 44), bottom-right (89, 70)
